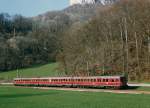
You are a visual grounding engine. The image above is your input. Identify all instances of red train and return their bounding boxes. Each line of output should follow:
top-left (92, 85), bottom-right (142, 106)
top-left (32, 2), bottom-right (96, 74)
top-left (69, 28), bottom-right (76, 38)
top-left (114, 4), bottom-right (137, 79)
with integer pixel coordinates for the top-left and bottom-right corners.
top-left (13, 76), bottom-right (127, 89)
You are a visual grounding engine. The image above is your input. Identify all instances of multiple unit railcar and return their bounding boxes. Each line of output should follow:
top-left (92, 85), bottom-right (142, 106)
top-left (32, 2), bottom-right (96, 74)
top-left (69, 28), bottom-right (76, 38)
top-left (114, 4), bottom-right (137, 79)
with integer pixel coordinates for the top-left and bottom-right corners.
top-left (13, 76), bottom-right (127, 89)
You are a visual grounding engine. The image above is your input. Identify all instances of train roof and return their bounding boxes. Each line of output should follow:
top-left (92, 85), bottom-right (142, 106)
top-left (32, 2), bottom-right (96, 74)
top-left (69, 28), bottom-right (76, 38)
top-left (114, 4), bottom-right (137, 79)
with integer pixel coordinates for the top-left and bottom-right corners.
top-left (14, 76), bottom-right (125, 80)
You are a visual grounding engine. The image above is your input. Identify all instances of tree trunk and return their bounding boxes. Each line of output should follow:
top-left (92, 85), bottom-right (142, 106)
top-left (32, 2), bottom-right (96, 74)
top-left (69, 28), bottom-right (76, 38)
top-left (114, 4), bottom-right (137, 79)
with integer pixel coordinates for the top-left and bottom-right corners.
top-left (134, 32), bottom-right (141, 80)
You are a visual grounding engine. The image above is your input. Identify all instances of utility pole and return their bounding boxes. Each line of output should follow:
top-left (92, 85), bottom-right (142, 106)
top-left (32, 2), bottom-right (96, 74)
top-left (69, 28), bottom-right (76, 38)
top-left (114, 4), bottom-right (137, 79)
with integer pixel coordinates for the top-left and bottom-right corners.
top-left (124, 18), bottom-right (129, 76)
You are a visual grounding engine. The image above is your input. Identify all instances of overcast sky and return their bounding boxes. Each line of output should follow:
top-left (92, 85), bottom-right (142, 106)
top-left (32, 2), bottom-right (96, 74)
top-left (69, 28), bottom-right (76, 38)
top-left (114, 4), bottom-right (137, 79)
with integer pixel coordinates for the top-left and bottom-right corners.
top-left (0, 0), bottom-right (69, 17)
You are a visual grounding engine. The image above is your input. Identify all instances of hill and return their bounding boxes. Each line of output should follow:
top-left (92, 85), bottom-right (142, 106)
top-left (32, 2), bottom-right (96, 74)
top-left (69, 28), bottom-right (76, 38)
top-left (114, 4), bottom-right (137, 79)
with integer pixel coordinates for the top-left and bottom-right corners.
top-left (0, 63), bottom-right (64, 82)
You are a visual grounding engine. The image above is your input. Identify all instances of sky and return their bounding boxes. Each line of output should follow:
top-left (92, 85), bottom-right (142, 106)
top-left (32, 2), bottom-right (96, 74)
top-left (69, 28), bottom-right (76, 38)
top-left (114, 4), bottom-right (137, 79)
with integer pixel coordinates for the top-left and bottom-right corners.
top-left (0, 0), bottom-right (69, 17)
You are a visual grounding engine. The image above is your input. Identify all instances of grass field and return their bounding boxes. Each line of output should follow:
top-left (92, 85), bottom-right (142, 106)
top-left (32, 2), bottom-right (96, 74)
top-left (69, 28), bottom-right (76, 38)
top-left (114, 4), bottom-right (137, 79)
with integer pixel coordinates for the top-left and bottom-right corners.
top-left (0, 63), bottom-right (64, 81)
top-left (0, 86), bottom-right (150, 108)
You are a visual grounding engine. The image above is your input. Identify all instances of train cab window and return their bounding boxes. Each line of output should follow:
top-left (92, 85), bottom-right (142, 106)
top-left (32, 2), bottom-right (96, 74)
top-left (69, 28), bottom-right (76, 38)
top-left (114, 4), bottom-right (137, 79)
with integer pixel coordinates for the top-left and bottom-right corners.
top-left (116, 79), bottom-right (119, 82)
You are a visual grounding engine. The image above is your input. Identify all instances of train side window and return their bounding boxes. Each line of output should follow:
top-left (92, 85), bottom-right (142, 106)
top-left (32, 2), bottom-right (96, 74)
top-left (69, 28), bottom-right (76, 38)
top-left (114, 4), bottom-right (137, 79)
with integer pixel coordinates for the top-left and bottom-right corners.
top-left (106, 79), bottom-right (108, 82)
top-left (94, 79), bottom-right (96, 82)
top-left (98, 79), bottom-right (101, 82)
top-left (103, 79), bottom-right (105, 82)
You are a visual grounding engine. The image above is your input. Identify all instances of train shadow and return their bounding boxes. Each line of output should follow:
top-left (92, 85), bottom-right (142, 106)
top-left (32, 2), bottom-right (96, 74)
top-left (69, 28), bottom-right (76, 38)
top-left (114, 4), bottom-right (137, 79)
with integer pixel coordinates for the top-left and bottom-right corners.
top-left (122, 85), bottom-right (140, 90)
top-left (77, 85), bottom-right (140, 90)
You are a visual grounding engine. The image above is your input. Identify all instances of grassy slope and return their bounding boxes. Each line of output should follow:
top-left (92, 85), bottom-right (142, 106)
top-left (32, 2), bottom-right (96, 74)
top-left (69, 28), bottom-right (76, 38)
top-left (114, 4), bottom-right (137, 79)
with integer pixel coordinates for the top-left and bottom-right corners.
top-left (0, 86), bottom-right (150, 108)
top-left (0, 63), bottom-right (64, 81)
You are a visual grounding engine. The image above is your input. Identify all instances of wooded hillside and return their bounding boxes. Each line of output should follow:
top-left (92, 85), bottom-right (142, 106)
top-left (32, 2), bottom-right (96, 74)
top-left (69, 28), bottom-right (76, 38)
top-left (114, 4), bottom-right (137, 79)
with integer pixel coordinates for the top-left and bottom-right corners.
top-left (59, 0), bottom-right (150, 81)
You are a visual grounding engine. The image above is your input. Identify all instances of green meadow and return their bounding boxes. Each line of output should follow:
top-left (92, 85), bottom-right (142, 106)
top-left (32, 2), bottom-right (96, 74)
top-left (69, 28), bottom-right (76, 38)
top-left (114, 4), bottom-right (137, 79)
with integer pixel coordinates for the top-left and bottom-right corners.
top-left (0, 86), bottom-right (150, 108)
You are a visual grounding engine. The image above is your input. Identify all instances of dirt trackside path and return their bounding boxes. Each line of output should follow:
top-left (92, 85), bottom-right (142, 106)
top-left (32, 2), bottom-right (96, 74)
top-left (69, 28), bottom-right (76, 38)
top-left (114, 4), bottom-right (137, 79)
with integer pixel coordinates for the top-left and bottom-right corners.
top-left (31, 87), bottom-right (150, 95)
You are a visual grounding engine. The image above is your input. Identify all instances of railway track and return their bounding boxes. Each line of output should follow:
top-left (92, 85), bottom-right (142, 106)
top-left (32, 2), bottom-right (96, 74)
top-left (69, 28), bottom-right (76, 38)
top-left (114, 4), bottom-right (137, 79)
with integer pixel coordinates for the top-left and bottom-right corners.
top-left (1, 83), bottom-right (150, 94)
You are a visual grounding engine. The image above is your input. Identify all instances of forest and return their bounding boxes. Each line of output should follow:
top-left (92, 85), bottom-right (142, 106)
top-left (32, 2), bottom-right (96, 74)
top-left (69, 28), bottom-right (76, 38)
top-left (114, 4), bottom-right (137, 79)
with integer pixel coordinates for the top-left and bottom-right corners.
top-left (0, 13), bottom-right (70, 71)
top-left (0, 0), bottom-right (149, 81)
top-left (59, 0), bottom-right (150, 81)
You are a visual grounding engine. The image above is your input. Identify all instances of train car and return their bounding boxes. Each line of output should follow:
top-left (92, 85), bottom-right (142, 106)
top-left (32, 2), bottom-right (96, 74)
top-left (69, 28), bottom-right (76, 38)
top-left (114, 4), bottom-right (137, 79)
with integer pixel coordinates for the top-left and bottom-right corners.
top-left (13, 76), bottom-right (127, 89)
